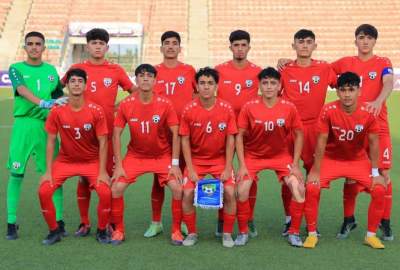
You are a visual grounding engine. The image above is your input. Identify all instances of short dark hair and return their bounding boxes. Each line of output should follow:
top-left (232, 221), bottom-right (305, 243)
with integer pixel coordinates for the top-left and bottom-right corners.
top-left (86, 28), bottom-right (110, 43)
top-left (355, 24), bottom-right (378, 39)
top-left (25, 31), bottom-right (45, 43)
top-left (229, 30), bottom-right (250, 43)
top-left (135, 64), bottom-right (157, 76)
top-left (294, 29), bottom-right (315, 40)
top-left (195, 67), bottom-right (219, 83)
top-left (161, 31), bottom-right (181, 45)
top-left (65, 68), bottom-right (87, 83)
top-left (337, 72), bottom-right (360, 88)
top-left (258, 67), bottom-right (281, 81)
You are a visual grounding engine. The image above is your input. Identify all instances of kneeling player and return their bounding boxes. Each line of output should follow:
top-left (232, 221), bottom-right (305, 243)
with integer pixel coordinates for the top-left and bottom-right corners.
top-left (304, 72), bottom-right (386, 249)
top-left (236, 67), bottom-right (305, 247)
top-left (110, 64), bottom-right (183, 246)
top-left (180, 67), bottom-right (237, 248)
top-left (38, 68), bottom-right (111, 245)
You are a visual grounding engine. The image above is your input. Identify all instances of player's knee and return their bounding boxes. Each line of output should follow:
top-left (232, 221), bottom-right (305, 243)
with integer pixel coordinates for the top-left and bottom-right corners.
top-left (170, 183), bottom-right (183, 200)
top-left (111, 184), bottom-right (124, 198)
top-left (96, 183), bottom-right (111, 198)
top-left (305, 182), bottom-right (320, 198)
top-left (38, 182), bottom-right (54, 200)
top-left (224, 187), bottom-right (235, 202)
top-left (371, 184), bottom-right (385, 199)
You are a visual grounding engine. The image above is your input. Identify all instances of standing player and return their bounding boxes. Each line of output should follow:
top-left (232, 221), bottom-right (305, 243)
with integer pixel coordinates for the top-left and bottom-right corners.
top-left (6, 31), bottom-right (66, 240)
top-left (180, 67), bottom-right (237, 248)
top-left (38, 68), bottom-right (111, 245)
top-left (279, 29), bottom-right (337, 235)
top-left (144, 31), bottom-right (196, 238)
top-left (235, 67), bottom-right (305, 247)
top-left (331, 24), bottom-right (394, 241)
top-left (215, 30), bottom-right (261, 237)
top-left (62, 28), bottom-right (135, 237)
top-left (110, 64), bottom-right (183, 246)
top-left (304, 72), bottom-right (386, 249)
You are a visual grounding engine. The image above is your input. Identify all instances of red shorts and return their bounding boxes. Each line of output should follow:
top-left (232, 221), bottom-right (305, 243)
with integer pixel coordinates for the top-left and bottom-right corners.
top-left (243, 156), bottom-right (292, 182)
top-left (319, 158), bottom-right (372, 190)
top-left (378, 132), bottom-right (392, 169)
top-left (115, 154), bottom-right (174, 187)
top-left (288, 123), bottom-right (317, 171)
top-left (183, 163), bottom-right (235, 190)
top-left (51, 160), bottom-right (100, 189)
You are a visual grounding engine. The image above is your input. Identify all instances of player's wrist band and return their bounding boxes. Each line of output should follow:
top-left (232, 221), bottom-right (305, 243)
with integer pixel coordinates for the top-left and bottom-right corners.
top-left (371, 168), bottom-right (380, 177)
top-left (172, 159), bottom-right (179, 166)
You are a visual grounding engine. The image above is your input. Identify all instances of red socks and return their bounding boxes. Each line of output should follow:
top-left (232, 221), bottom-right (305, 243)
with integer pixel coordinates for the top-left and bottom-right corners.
top-left (223, 212), bottom-right (235, 234)
top-left (248, 181), bottom-right (257, 221)
top-left (236, 200), bottom-right (250, 234)
top-left (304, 183), bottom-right (320, 232)
top-left (38, 182), bottom-right (58, 230)
top-left (171, 199), bottom-right (182, 233)
top-left (111, 197), bottom-right (125, 232)
top-left (367, 184), bottom-right (385, 232)
top-left (183, 212), bottom-right (197, 234)
top-left (288, 200), bottom-right (304, 234)
top-left (151, 176), bottom-right (165, 222)
top-left (77, 180), bottom-right (91, 225)
top-left (95, 183), bottom-right (111, 230)
top-left (281, 183), bottom-right (292, 217)
top-left (383, 181), bottom-right (392, 220)
top-left (343, 182), bottom-right (359, 218)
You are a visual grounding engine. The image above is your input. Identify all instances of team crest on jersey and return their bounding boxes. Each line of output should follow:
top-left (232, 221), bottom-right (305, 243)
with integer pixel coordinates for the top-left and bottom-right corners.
top-left (12, 161), bottom-right (21, 170)
top-left (218, 122), bottom-right (227, 131)
top-left (276, 118), bottom-right (285, 127)
top-left (48, 75), bottom-right (55, 82)
top-left (355, 124), bottom-right (364, 133)
top-left (177, 76), bottom-right (185, 85)
top-left (245, 80), bottom-right (253, 88)
top-left (152, 115), bottom-right (161, 123)
top-left (83, 123), bottom-right (92, 131)
top-left (368, 71), bottom-right (377, 80)
top-left (103, 77), bottom-right (112, 87)
top-left (312, 76), bottom-right (320, 84)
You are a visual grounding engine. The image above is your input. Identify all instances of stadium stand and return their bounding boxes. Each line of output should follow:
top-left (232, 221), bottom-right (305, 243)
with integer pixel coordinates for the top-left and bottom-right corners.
top-left (208, 0), bottom-right (400, 67)
top-left (0, 0), bottom-right (12, 37)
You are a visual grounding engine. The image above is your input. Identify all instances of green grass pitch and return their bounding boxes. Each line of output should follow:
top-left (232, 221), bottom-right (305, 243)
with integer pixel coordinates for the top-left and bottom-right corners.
top-left (0, 89), bottom-right (399, 270)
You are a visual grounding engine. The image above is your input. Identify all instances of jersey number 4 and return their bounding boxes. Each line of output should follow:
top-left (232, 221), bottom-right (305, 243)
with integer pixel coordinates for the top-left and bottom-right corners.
top-left (298, 81), bottom-right (310, 94)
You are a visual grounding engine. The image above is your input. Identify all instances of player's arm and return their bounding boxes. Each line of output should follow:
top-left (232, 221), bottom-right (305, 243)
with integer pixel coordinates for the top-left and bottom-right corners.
top-left (97, 135), bottom-right (109, 185)
top-left (291, 129), bottom-right (304, 181)
top-left (181, 135), bottom-right (198, 182)
top-left (112, 126), bottom-right (126, 180)
top-left (307, 133), bottom-right (328, 184)
top-left (366, 73), bottom-right (394, 116)
top-left (41, 133), bottom-right (57, 184)
top-left (168, 125), bottom-right (182, 181)
top-left (221, 134), bottom-right (235, 182)
top-left (368, 132), bottom-right (386, 187)
top-left (235, 128), bottom-right (249, 181)
top-left (277, 58), bottom-right (294, 70)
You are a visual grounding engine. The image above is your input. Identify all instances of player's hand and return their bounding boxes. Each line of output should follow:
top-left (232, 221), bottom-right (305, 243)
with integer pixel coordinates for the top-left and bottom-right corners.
top-left (236, 165), bottom-right (250, 182)
top-left (97, 171), bottom-right (110, 186)
top-left (39, 99), bottom-right (55, 109)
top-left (220, 166), bottom-right (232, 182)
top-left (168, 165), bottom-right (182, 182)
top-left (54, 97), bottom-right (69, 106)
top-left (40, 171), bottom-right (53, 186)
top-left (365, 100), bottom-right (383, 117)
top-left (112, 165), bottom-right (127, 181)
top-left (372, 175), bottom-right (386, 189)
top-left (277, 58), bottom-right (293, 70)
top-left (290, 163), bottom-right (304, 183)
top-left (306, 168), bottom-right (320, 185)
top-left (188, 168), bottom-right (199, 182)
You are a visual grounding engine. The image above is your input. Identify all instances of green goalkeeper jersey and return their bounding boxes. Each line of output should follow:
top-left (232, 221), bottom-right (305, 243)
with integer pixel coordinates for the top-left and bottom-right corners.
top-left (9, 61), bottom-right (64, 120)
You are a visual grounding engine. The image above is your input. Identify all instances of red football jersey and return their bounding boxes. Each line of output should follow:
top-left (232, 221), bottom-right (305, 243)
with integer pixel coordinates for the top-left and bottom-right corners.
top-left (215, 60), bottom-right (262, 116)
top-left (62, 61), bottom-right (133, 134)
top-left (45, 102), bottom-right (108, 163)
top-left (179, 98), bottom-right (238, 165)
top-left (153, 62), bottom-right (196, 119)
top-left (238, 97), bottom-right (303, 159)
top-left (331, 55), bottom-right (393, 133)
top-left (318, 100), bottom-right (379, 161)
top-left (281, 59), bottom-right (337, 124)
top-left (114, 92), bottom-right (178, 159)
